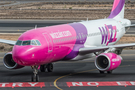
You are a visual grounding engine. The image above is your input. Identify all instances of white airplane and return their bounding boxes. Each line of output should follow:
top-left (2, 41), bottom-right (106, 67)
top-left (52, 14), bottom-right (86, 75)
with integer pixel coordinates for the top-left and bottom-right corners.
top-left (1, 0), bottom-right (135, 82)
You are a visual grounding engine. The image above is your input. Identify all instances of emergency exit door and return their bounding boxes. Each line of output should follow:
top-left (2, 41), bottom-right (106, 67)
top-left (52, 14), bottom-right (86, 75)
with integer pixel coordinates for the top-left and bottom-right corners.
top-left (43, 33), bottom-right (53, 53)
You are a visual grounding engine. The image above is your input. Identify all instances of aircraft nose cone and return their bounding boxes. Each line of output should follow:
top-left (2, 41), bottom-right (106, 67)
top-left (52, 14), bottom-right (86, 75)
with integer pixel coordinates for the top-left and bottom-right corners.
top-left (12, 46), bottom-right (36, 66)
top-left (13, 50), bottom-right (29, 65)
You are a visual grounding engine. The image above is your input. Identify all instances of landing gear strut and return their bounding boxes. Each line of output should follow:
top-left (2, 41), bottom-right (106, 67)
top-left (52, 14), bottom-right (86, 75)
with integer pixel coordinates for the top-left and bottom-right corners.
top-left (31, 63), bottom-right (53, 82)
top-left (31, 66), bottom-right (39, 82)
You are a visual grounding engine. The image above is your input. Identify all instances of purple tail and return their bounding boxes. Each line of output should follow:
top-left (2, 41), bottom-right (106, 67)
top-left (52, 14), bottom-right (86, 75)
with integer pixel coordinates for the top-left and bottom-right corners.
top-left (108, 0), bottom-right (125, 19)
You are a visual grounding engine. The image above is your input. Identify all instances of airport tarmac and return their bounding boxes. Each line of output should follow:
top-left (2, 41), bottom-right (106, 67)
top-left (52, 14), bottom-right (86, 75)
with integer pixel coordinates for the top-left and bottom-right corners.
top-left (0, 20), bottom-right (135, 34)
top-left (0, 50), bottom-right (135, 90)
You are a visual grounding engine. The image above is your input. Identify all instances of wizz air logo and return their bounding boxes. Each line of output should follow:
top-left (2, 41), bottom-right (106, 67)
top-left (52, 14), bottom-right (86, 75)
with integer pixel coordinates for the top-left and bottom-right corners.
top-left (99, 25), bottom-right (117, 46)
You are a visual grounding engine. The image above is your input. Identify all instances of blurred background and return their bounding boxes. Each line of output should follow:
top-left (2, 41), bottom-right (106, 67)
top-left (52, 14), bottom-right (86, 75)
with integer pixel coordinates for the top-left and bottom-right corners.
top-left (0, 0), bottom-right (134, 20)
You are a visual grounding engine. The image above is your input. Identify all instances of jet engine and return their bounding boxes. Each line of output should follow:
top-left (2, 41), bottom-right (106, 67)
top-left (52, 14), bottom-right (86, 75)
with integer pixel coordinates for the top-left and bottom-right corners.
top-left (3, 52), bottom-right (24, 69)
top-left (95, 53), bottom-right (122, 71)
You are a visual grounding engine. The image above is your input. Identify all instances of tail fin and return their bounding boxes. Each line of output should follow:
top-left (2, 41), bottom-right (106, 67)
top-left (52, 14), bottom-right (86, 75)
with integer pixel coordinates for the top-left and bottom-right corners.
top-left (108, 0), bottom-right (125, 19)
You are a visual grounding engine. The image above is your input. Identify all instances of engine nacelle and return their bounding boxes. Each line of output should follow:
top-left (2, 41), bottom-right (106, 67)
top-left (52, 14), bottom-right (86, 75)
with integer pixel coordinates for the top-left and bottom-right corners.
top-left (3, 52), bottom-right (24, 69)
top-left (95, 53), bottom-right (122, 71)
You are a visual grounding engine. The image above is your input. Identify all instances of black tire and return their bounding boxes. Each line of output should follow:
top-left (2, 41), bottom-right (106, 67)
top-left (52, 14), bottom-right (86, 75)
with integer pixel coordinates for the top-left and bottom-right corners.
top-left (36, 75), bottom-right (39, 82)
top-left (47, 63), bottom-right (53, 72)
top-left (40, 65), bottom-right (46, 72)
top-left (99, 71), bottom-right (105, 74)
top-left (31, 75), bottom-right (34, 82)
top-left (107, 71), bottom-right (112, 74)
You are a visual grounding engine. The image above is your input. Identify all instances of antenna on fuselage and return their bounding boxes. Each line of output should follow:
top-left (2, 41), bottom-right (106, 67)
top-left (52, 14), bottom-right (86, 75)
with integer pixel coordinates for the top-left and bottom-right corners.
top-left (35, 25), bottom-right (37, 29)
top-left (87, 17), bottom-right (88, 21)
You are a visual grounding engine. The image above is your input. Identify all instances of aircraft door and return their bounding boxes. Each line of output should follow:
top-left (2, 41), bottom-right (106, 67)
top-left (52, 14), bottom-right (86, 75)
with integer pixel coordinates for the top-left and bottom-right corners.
top-left (43, 33), bottom-right (53, 53)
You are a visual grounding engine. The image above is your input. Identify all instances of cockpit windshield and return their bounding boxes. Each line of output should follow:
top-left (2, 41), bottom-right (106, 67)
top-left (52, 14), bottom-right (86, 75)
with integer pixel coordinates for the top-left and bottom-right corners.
top-left (15, 40), bottom-right (41, 46)
top-left (16, 40), bottom-right (22, 45)
top-left (31, 40), bottom-right (37, 45)
top-left (35, 40), bottom-right (41, 45)
top-left (22, 41), bottom-right (31, 45)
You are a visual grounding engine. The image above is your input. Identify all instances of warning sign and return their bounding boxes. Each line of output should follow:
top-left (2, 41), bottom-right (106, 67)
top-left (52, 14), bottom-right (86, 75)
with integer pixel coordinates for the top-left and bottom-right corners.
top-left (67, 81), bottom-right (135, 87)
top-left (0, 81), bottom-right (135, 88)
top-left (0, 82), bottom-right (45, 88)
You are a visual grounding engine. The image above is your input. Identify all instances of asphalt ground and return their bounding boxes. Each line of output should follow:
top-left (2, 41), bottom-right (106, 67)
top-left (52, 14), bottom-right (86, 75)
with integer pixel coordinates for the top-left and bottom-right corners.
top-left (0, 50), bottom-right (135, 90)
top-left (0, 20), bottom-right (135, 34)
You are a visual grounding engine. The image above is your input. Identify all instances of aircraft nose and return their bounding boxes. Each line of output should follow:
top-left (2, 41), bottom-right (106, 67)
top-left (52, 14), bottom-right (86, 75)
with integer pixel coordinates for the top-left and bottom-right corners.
top-left (13, 53), bottom-right (26, 65)
top-left (12, 46), bottom-right (37, 66)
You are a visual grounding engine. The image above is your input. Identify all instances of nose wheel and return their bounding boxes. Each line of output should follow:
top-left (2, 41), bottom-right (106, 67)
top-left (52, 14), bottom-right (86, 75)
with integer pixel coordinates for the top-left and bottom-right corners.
top-left (31, 66), bottom-right (39, 82)
top-left (31, 74), bottom-right (39, 82)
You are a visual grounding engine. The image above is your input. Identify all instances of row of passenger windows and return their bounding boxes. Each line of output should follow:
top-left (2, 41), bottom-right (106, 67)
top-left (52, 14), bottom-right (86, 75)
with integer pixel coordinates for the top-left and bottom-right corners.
top-left (15, 30), bottom-right (119, 45)
top-left (16, 40), bottom-right (41, 46)
top-left (52, 30), bottom-right (119, 43)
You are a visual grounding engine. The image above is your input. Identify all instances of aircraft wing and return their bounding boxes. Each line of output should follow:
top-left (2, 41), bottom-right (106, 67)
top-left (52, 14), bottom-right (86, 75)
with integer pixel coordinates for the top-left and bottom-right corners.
top-left (0, 39), bottom-right (16, 45)
top-left (125, 24), bottom-right (135, 27)
top-left (79, 43), bottom-right (135, 55)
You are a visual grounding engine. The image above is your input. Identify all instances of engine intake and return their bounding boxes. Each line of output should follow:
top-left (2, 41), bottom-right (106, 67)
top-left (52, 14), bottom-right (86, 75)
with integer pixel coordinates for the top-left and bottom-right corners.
top-left (3, 52), bottom-right (24, 69)
top-left (95, 53), bottom-right (122, 71)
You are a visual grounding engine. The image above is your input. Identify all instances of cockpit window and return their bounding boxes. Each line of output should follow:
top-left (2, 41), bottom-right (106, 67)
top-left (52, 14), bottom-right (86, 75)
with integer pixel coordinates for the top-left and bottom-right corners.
top-left (31, 40), bottom-right (37, 45)
top-left (16, 40), bottom-right (22, 45)
top-left (36, 40), bottom-right (41, 45)
top-left (22, 41), bottom-right (31, 45)
top-left (15, 40), bottom-right (41, 46)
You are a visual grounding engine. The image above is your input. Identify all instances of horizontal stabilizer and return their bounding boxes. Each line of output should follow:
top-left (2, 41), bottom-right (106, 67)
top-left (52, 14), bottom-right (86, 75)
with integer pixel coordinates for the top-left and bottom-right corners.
top-left (125, 24), bottom-right (135, 27)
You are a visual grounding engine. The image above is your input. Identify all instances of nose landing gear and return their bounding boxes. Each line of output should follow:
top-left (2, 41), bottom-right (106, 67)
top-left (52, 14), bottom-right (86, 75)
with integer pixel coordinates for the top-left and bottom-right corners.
top-left (31, 66), bottom-right (39, 82)
top-left (31, 63), bottom-right (53, 82)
